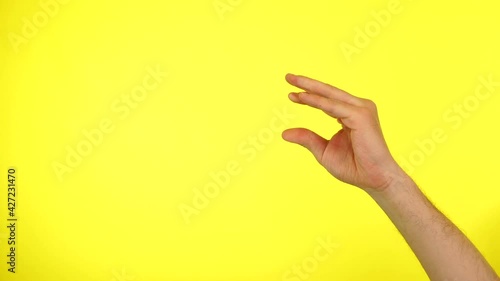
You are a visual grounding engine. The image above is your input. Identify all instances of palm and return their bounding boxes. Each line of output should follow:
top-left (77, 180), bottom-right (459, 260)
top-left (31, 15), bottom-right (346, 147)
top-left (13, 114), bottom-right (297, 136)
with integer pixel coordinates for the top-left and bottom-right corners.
top-left (320, 127), bottom-right (393, 190)
top-left (321, 129), bottom-right (355, 180)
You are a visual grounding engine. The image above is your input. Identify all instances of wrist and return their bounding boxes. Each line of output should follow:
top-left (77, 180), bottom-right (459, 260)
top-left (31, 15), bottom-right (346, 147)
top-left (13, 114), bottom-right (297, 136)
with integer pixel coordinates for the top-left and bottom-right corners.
top-left (365, 166), bottom-right (416, 201)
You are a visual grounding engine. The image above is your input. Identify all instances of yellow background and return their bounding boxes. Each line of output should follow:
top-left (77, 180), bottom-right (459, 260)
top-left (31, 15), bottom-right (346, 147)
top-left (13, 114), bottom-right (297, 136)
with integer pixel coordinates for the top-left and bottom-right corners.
top-left (1, 0), bottom-right (499, 280)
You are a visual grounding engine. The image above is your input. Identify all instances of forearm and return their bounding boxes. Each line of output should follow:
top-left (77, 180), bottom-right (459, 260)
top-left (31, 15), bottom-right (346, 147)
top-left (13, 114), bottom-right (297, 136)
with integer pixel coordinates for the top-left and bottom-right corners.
top-left (367, 169), bottom-right (499, 281)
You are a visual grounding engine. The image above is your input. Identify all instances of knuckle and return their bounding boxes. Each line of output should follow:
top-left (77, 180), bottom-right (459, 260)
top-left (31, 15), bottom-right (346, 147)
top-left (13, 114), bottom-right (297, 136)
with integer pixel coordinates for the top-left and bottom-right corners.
top-left (363, 98), bottom-right (377, 108)
top-left (362, 98), bottom-right (378, 113)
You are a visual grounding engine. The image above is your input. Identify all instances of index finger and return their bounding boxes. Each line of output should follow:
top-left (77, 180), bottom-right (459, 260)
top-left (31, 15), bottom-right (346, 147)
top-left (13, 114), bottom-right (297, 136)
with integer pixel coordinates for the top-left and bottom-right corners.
top-left (285, 73), bottom-right (363, 106)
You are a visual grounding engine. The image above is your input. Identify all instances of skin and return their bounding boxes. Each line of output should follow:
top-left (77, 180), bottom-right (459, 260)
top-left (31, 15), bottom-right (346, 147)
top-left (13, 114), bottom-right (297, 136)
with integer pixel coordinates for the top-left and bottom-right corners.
top-left (282, 73), bottom-right (500, 281)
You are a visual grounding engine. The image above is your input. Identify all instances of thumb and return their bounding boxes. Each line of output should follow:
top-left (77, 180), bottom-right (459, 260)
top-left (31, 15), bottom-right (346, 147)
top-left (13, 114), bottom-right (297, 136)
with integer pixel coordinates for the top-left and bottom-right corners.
top-left (282, 128), bottom-right (328, 163)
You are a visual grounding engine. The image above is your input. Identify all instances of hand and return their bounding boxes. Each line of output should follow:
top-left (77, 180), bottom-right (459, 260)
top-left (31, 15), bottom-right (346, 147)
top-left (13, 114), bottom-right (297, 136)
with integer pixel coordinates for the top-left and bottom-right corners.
top-left (282, 73), bottom-right (404, 192)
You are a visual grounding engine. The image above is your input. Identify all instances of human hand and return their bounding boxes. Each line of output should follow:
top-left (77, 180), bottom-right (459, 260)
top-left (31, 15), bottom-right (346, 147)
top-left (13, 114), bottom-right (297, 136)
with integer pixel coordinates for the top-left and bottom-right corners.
top-left (282, 74), bottom-right (405, 192)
